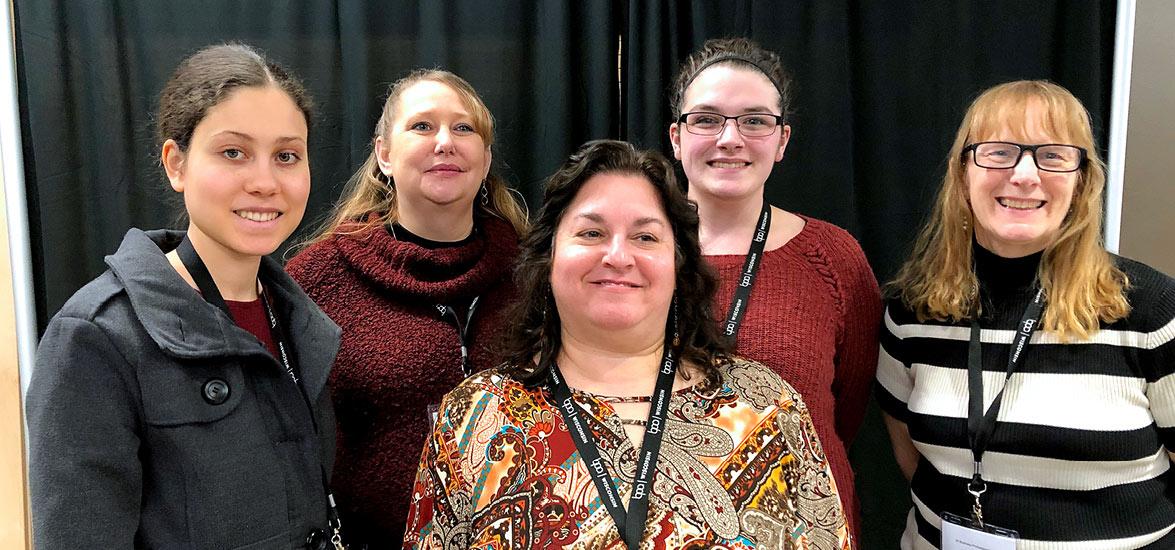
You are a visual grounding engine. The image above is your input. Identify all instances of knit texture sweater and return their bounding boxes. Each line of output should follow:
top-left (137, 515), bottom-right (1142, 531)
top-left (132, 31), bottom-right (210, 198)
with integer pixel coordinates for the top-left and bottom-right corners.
top-left (705, 215), bottom-right (882, 541)
top-left (287, 217), bottom-right (519, 547)
top-left (877, 245), bottom-right (1175, 549)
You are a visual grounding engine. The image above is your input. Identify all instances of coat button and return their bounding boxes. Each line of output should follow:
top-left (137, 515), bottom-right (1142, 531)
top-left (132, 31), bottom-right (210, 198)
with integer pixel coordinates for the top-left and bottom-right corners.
top-left (201, 379), bottom-right (230, 405)
top-left (304, 528), bottom-right (326, 549)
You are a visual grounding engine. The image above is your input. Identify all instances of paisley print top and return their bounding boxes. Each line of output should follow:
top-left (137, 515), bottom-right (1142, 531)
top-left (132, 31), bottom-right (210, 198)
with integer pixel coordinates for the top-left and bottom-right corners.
top-left (403, 357), bottom-right (852, 550)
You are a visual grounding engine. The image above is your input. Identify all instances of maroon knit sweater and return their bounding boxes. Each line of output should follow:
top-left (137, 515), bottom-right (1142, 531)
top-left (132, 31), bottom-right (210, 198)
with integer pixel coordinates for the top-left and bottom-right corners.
top-left (706, 215), bottom-right (881, 542)
top-left (286, 217), bottom-right (519, 547)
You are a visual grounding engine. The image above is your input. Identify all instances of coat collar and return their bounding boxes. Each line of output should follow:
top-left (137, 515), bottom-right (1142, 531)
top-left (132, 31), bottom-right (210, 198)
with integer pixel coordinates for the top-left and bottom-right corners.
top-left (106, 229), bottom-right (340, 400)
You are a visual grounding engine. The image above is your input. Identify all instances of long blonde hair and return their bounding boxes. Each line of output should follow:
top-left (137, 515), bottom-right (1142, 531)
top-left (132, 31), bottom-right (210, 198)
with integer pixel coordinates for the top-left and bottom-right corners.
top-left (890, 80), bottom-right (1129, 340)
top-left (302, 69), bottom-right (527, 245)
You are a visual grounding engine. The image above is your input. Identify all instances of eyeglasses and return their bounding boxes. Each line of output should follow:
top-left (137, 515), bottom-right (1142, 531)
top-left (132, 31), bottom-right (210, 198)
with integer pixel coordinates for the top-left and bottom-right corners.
top-left (962, 141), bottom-right (1087, 173)
top-left (677, 111), bottom-right (784, 137)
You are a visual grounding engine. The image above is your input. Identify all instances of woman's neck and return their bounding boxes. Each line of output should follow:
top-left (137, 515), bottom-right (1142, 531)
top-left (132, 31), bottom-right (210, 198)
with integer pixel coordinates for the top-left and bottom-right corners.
top-left (691, 193), bottom-right (766, 255)
top-left (555, 330), bottom-right (666, 396)
top-left (973, 239), bottom-right (1043, 294)
top-left (167, 227), bottom-right (262, 301)
top-left (396, 202), bottom-right (475, 242)
top-left (690, 193), bottom-right (803, 255)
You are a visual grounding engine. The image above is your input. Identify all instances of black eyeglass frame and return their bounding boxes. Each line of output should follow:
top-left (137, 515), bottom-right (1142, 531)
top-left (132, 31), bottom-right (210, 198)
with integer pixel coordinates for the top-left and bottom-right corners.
top-left (961, 141), bottom-right (1088, 173)
top-left (676, 111), bottom-right (785, 137)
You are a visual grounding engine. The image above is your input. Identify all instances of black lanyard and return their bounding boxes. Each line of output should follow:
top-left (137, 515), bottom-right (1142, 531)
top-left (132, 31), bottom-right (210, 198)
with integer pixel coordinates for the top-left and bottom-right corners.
top-left (965, 286), bottom-right (1045, 525)
top-left (175, 236), bottom-right (346, 549)
top-left (547, 345), bottom-right (677, 549)
top-left (721, 203), bottom-right (771, 341)
top-left (434, 295), bottom-right (481, 378)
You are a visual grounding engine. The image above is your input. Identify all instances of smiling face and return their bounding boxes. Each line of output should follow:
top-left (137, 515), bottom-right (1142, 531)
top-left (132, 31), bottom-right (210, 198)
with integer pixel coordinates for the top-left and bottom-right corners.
top-left (163, 85), bottom-right (310, 263)
top-left (376, 80), bottom-right (492, 217)
top-left (669, 64), bottom-right (790, 202)
top-left (965, 101), bottom-right (1078, 258)
top-left (550, 172), bottom-right (677, 343)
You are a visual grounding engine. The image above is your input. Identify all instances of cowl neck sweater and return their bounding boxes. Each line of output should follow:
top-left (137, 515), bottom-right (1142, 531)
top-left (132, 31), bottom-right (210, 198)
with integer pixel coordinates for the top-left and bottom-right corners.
top-left (285, 214), bottom-right (520, 547)
top-left (332, 215), bottom-right (518, 304)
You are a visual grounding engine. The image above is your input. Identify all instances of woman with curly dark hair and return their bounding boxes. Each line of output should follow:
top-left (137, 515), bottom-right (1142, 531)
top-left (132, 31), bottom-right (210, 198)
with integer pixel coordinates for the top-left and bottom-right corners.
top-left (403, 140), bottom-right (851, 549)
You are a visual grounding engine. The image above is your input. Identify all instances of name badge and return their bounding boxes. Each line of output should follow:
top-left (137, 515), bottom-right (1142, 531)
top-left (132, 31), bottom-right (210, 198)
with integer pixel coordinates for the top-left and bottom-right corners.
top-left (941, 512), bottom-right (1018, 550)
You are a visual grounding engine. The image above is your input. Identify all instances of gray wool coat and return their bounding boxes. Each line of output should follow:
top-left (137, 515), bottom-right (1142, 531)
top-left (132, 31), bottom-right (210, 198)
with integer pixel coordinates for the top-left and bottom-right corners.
top-left (26, 229), bottom-right (341, 549)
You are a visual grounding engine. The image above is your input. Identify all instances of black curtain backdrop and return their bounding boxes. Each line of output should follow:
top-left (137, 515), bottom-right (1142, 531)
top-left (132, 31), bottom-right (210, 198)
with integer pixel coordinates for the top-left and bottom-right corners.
top-left (620, 2), bottom-right (1116, 544)
top-left (15, 1), bottom-right (1116, 546)
top-left (16, 0), bottom-right (619, 334)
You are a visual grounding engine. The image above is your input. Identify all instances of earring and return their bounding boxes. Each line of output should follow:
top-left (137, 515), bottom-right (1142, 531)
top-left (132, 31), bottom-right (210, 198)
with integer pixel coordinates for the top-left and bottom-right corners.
top-left (962, 216), bottom-right (969, 233)
top-left (480, 180), bottom-right (490, 207)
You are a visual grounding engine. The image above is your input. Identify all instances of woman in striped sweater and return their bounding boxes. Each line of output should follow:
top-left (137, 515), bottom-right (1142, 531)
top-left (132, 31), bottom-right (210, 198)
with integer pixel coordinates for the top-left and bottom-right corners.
top-left (877, 80), bottom-right (1175, 549)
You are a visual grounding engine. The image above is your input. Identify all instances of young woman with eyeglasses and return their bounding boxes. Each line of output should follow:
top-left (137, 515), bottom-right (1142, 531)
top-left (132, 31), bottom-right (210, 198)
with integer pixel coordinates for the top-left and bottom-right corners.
top-left (878, 80), bottom-right (1175, 548)
top-left (667, 38), bottom-right (882, 542)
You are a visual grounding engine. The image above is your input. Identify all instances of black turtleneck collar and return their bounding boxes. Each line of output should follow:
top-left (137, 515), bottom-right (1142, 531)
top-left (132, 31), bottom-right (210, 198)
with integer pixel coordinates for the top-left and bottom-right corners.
top-left (388, 222), bottom-right (477, 249)
top-left (973, 239), bottom-right (1042, 297)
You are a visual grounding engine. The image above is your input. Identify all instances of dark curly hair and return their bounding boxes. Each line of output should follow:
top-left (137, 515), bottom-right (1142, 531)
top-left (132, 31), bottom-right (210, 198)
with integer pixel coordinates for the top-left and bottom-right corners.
top-left (670, 37), bottom-right (793, 121)
top-left (501, 140), bottom-right (731, 384)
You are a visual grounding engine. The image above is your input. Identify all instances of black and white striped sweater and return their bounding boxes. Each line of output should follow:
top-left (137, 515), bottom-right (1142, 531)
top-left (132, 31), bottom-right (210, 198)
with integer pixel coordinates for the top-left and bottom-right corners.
top-left (877, 246), bottom-right (1175, 549)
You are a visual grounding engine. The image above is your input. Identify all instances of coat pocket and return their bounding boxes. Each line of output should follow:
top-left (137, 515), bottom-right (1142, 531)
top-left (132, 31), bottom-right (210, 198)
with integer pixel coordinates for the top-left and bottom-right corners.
top-left (139, 357), bottom-right (247, 425)
top-left (139, 360), bottom-right (290, 549)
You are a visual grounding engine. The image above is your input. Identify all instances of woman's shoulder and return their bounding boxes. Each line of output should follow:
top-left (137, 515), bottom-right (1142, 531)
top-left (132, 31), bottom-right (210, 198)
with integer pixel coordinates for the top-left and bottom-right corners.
top-left (36, 270), bottom-right (149, 394)
top-left (435, 365), bottom-right (536, 429)
top-left (716, 356), bottom-right (807, 412)
top-left (285, 233), bottom-right (349, 286)
top-left (1114, 254), bottom-right (1175, 297)
top-left (1111, 254), bottom-right (1175, 330)
top-left (792, 215), bottom-right (868, 258)
top-left (780, 214), bottom-right (877, 285)
top-left (53, 228), bottom-right (172, 331)
top-left (54, 265), bottom-right (123, 316)
top-left (442, 365), bottom-right (527, 405)
top-left (881, 292), bottom-right (921, 322)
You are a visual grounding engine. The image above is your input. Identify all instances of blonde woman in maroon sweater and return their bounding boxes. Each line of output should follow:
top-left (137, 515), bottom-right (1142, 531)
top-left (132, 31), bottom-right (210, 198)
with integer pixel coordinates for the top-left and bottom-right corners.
top-left (667, 37), bottom-right (882, 541)
top-left (287, 70), bottom-right (527, 547)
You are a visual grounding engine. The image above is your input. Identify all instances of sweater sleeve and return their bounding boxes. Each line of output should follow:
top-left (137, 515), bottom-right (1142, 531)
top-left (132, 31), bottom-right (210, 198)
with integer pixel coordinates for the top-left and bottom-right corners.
top-left (782, 384), bottom-right (854, 550)
top-left (26, 316), bottom-right (143, 549)
top-left (1143, 278), bottom-right (1175, 452)
top-left (285, 241), bottom-right (338, 303)
top-left (828, 231), bottom-right (883, 444)
top-left (875, 303), bottom-right (914, 423)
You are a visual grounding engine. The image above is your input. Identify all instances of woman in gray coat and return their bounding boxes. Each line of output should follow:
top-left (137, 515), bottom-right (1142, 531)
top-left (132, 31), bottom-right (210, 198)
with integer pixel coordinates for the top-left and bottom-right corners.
top-left (25, 44), bottom-right (342, 549)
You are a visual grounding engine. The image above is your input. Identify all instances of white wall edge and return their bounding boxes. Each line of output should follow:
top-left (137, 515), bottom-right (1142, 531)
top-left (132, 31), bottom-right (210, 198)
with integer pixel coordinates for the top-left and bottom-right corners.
top-left (1105, 0), bottom-right (1136, 253)
top-left (1, 1), bottom-right (39, 399)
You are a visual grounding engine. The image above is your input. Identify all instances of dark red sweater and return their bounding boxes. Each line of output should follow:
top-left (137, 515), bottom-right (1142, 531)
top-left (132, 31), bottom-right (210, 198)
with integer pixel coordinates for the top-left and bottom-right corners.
top-left (286, 217), bottom-right (519, 547)
top-left (706, 215), bottom-right (881, 542)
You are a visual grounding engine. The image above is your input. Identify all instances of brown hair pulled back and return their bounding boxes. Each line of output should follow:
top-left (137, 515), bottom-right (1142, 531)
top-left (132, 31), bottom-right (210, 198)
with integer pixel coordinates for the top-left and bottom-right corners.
top-left (157, 43), bottom-right (313, 152)
top-left (671, 37), bottom-right (793, 121)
